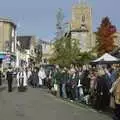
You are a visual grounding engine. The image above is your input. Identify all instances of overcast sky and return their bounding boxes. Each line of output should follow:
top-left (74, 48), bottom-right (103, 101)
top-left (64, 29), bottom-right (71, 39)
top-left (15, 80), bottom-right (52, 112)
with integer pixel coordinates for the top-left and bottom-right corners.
top-left (0, 0), bottom-right (119, 41)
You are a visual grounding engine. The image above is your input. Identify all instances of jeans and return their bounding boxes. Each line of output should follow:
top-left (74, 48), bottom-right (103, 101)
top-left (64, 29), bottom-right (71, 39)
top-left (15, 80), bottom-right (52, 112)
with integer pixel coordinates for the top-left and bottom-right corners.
top-left (62, 83), bottom-right (67, 98)
top-left (75, 87), bottom-right (79, 100)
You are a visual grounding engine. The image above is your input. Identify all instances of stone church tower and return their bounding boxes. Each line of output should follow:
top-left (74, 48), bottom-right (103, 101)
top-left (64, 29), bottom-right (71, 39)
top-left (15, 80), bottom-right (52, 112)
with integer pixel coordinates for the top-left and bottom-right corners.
top-left (71, 1), bottom-right (95, 52)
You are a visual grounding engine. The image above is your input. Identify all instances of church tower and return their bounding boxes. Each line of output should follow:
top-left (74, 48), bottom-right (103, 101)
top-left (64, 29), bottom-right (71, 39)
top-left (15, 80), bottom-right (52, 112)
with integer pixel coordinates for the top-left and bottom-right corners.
top-left (71, 0), bottom-right (94, 52)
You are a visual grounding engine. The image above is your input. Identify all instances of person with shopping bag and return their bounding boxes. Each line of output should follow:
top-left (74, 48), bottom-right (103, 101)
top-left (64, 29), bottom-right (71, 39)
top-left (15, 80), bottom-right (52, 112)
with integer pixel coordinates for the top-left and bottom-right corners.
top-left (52, 67), bottom-right (61, 96)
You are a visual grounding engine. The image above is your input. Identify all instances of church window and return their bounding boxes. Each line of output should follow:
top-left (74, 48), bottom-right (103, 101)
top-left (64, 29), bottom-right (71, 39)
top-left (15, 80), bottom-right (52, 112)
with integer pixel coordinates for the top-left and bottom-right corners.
top-left (82, 15), bottom-right (85, 22)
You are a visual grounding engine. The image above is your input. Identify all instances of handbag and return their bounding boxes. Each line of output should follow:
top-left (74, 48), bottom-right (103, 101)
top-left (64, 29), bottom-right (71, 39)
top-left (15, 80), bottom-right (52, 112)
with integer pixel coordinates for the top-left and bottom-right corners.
top-left (79, 87), bottom-right (84, 96)
top-left (54, 84), bottom-right (58, 91)
top-left (78, 79), bottom-right (82, 87)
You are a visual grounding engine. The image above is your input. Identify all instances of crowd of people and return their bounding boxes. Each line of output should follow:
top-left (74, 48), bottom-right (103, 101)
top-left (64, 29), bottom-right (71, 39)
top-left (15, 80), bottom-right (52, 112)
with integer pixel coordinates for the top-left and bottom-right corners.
top-left (0, 66), bottom-right (47, 92)
top-left (46, 64), bottom-right (120, 120)
top-left (0, 64), bottom-right (120, 120)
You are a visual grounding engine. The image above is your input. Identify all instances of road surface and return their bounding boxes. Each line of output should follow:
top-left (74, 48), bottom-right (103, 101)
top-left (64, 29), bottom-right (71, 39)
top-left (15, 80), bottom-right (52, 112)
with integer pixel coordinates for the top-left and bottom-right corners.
top-left (0, 86), bottom-right (112, 120)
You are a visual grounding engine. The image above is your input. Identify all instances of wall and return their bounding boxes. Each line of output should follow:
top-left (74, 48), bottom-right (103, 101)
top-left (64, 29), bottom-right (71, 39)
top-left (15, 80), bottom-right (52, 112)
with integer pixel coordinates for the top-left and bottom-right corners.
top-left (0, 20), bottom-right (16, 53)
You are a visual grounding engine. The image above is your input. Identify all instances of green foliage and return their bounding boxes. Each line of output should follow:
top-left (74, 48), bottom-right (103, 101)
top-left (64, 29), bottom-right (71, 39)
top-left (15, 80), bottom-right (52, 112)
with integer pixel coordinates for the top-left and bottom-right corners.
top-left (49, 36), bottom-right (94, 67)
top-left (35, 43), bottom-right (42, 64)
top-left (77, 52), bottom-right (96, 64)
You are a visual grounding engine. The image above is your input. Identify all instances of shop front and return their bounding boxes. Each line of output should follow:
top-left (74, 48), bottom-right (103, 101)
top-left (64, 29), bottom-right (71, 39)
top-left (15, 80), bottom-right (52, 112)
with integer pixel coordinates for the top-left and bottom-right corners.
top-left (0, 52), bottom-right (16, 70)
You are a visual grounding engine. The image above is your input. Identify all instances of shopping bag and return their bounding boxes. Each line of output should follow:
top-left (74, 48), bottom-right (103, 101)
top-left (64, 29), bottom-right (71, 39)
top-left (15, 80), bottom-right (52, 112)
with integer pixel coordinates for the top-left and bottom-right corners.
top-left (54, 84), bottom-right (58, 91)
top-left (78, 79), bottom-right (82, 87)
top-left (79, 87), bottom-right (84, 96)
top-left (39, 78), bottom-right (43, 85)
top-left (110, 96), bottom-right (115, 109)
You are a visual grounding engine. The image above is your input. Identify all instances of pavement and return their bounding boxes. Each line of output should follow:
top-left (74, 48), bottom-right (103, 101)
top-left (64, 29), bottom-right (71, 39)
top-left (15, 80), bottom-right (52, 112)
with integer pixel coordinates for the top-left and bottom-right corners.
top-left (0, 85), bottom-right (112, 120)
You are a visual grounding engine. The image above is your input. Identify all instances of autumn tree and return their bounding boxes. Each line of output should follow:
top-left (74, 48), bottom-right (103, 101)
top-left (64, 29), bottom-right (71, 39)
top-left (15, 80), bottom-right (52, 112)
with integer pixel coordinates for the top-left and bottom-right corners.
top-left (96, 17), bottom-right (116, 56)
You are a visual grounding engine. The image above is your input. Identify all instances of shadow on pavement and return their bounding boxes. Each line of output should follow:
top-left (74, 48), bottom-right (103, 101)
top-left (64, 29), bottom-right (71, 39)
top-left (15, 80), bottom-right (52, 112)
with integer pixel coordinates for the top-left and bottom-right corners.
top-left (12, 86), bottom-right (17, 92)
top-left (0, 86), bottom-right (7, 92)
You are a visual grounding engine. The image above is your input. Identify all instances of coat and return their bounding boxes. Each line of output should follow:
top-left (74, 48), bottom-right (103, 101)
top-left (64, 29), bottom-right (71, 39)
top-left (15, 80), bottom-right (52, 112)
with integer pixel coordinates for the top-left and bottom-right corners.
top-left (61, 71), bottom-right (68, 84)
top-left (38, 70), bottom-right (46, 85)
top-left (6, 71), bottom-right (13, 81)
top-left (53, 69), bottom-right (61, 84)
top-left (110, 78), bottom-right (120, 104)
top-left (31, 71), bottom-right (39, 85)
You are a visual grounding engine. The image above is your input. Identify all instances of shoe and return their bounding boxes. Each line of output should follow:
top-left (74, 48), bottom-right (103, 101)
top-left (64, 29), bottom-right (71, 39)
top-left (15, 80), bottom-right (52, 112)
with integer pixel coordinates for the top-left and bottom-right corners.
top-left (8, 90), bottom-right (12, 92)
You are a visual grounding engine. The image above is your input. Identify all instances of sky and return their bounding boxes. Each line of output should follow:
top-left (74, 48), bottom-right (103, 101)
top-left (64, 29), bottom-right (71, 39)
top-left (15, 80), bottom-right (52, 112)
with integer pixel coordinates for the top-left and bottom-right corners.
top-left (0, 0), bottom-right (120, 41)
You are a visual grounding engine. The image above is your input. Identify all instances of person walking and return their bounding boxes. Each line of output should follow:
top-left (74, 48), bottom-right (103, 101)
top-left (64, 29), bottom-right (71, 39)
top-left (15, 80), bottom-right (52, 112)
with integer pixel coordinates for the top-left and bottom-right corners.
top-left (61, 68), bottom-right (68, 99)
top-left (0, 70), bottom-right (2, 86)
top-left (38, 67), bottom-right (46, 87)
top-left (17, 68), bottom-right (28, 91)
top-left (6, 67), bottom-right (13, 92)
top-left (31, 68), bottom-right (39, 88)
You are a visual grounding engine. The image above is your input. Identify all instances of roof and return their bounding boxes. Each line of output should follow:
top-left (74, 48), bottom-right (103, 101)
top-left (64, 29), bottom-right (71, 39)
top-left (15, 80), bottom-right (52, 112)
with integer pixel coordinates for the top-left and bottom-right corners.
top-left (17, 36), bottom-right (32, 49)
top-left (39, 40), bottom-right (51, 45)
top-left (73, 0), bottom-right (90, 9)
top-left (0, 18), bottom-right (16, 28)
top-left (93, 53), bottom-right (119, 63)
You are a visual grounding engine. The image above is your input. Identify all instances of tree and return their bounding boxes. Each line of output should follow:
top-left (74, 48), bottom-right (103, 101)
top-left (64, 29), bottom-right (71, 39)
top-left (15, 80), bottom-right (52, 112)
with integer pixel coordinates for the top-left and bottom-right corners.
top-left (35, 41), bottom-right (42, 64)
top-left (49, 36), bottom-right (80, 67)
top-left (96, 17), bottom-right (116, 56)
top-left (49, 36), bottom-right (96, 66)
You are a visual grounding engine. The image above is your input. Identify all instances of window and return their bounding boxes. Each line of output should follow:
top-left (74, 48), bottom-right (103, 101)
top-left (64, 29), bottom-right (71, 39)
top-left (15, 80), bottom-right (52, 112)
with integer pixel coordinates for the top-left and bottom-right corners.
top-left (82, 15), bottom-right (85, 22)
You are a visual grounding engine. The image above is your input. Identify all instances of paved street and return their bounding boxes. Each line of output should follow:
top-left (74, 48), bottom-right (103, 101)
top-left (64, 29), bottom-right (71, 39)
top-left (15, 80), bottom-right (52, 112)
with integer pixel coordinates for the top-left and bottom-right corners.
top-left (0, 86), bottom-right (112, 120)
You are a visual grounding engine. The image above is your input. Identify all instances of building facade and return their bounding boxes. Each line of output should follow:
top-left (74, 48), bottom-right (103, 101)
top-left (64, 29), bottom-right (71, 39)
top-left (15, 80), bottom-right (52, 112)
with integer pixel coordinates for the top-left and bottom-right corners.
top-left (0, 18), bottom-right (16, 68)
top-left (40, 40), bottom-right (53, 64)
top-left (71, 1), bottom-right (95, 52)
top-left (17, 36), bottom-right (37, 67)
top-left (70, 1), bottom-right (120, 53)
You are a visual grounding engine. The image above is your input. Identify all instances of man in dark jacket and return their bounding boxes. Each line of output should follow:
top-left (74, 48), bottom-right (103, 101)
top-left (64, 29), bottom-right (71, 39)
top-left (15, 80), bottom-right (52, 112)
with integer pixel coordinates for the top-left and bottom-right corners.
top-left (0, 70), bottom-right (2, 86)
top-left (31, 68), bottom-right (39, 88)
top-left (6, 67), bottom-right (13, 92)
